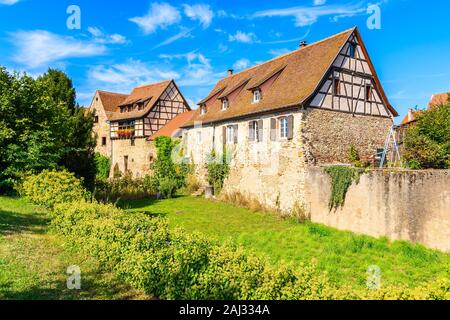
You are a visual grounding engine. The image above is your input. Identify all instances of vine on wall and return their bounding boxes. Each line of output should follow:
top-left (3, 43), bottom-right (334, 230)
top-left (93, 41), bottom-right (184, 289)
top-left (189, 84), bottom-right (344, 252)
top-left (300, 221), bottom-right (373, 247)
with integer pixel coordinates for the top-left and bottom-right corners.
top-left (324, 166), bottom-right (363, 211)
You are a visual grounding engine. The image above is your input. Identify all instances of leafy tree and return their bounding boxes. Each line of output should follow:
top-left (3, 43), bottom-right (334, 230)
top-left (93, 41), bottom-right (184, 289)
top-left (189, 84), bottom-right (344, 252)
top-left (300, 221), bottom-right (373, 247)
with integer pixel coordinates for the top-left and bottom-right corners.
top-left (403, 103), bottom-right (450, 169)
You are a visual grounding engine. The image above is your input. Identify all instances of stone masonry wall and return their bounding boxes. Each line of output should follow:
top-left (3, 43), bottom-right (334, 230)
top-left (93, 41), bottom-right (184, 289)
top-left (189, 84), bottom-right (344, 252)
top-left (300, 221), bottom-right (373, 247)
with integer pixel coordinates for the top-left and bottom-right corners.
top-left (90, 92), bottom-right (111, 158)
top-left (305, 168), bottom-right (450, 251)
top-left (111, 138), bottom-right (155, 178)
top-left (303, 108), bottom-right (393, 164)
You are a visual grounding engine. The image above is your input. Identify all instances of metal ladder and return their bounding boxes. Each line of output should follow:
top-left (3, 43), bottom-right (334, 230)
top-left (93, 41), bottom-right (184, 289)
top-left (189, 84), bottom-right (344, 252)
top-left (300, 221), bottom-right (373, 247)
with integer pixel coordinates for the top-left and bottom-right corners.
top-left (379, 124), bottom-right (402, 168)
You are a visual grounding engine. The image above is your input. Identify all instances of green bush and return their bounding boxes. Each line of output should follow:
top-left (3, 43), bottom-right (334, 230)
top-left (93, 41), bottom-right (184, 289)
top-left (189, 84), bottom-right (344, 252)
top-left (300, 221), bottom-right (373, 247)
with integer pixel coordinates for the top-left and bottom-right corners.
top-left (49, 199), bottom-right (450, 300)
top-left (207, 147), bottom-right (230, 194)
top-left (158, 176), bottom-right (178, 199)
top-left (324, 166), bottom-right (362, 211)
top-left (20, 170), bottom-right (89, 208)
top-left (94, 175), bottom-right (157, 203)
top-left (94, 153), bottom-right (111, 180)
top-left (403, 103), bottom-right (450, 169)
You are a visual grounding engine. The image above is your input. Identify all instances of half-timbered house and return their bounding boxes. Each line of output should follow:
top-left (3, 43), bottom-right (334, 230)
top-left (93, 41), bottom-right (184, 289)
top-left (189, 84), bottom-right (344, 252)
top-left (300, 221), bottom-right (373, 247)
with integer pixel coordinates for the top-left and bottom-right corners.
top-left (181, 27), bottom-right (398, 211)
top-left (90, 80), bottom-right (191, 177)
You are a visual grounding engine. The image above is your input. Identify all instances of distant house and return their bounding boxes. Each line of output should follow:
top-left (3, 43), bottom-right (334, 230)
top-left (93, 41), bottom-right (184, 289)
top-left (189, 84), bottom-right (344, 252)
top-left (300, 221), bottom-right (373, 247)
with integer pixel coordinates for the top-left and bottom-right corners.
top-left (181, 27), bottom-right (398, 211)
top-left (429, 92), bottom-right (450, 108)
top-left (89, 80), bottom-right (192, 177)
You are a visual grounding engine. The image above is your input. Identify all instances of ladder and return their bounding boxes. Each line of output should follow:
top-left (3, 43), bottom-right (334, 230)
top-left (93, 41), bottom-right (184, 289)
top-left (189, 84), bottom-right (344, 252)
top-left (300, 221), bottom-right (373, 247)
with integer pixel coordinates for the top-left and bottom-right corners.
top-left (379, 124), bottom-right (402, 168)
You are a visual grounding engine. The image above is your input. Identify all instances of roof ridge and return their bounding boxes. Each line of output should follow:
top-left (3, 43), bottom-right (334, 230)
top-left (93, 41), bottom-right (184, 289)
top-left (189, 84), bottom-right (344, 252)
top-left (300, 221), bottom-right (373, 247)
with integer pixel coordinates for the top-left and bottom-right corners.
top-left (97, 90), bottom-right (128, 96)
top-left (227, 27), bottom-right (356, 79)
top-left (132, 79), bottom-right (172, 90)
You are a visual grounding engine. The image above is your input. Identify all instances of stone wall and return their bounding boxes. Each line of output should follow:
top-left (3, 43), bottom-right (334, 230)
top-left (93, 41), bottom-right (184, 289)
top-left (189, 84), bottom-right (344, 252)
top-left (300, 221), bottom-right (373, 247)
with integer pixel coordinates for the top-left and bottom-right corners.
top-left (305, 167), bottom-right (450, 251)
top-left (111, 138), bottom-right (155, 178)
top-left (302, 108), bottom-right (392, 164)
top-left (90, 92), bottom-right (111, 157)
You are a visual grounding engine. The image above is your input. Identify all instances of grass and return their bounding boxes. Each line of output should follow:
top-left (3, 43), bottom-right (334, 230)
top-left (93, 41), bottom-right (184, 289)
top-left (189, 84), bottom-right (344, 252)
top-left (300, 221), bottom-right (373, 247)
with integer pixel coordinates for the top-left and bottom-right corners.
top-left (0, 196), bottom-right (149, 300)
top-left (120, 196), bottom-right (450, 290)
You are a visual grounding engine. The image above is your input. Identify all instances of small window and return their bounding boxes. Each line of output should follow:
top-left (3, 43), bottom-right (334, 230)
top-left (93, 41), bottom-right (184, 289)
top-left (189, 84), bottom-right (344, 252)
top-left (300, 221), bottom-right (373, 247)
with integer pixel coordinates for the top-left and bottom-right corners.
top-left (96, 97), bottom-right (99, 102)
top-left (197, 131), bottom-right (202, 144)
top-left (120, 107), bottom-right (125, 113)
top-left (94, 116), bottom-right (99, 123)
top-left (279, 117), bottom-right (288, 139)
top-left (253, 89), bottom-right (261, 103)
top-left (102, 137), bottom-right (107, 146)
top-left (349, 43), bottom-right (356, 58)
top-left (200, 104), bottom-right (207, 115)
top-left (365, 85), bottom-right (372, 101)
top-left (221, 98), bottom-right (229, 110)
top-left (333, 78), bottom-right (341, 96)
top-left (131, 139), bottom-right (135, 146)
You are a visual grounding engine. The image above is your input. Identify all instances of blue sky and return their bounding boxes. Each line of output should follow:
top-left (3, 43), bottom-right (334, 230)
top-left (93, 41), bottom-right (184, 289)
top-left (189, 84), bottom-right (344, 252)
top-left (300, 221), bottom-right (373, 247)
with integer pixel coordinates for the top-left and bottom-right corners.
top-left (0, 0), bottom-right (449, 122)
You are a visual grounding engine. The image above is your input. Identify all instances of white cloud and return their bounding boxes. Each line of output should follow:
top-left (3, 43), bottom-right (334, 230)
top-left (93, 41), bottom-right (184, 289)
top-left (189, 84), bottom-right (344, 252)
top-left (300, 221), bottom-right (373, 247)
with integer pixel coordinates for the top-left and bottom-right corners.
top-left (153, 27), bottom-right (193, 49)
top-left (253, 2), bottom-right (369, 27)
top-left (183, 4), bottom-right (214, 29)
top-left (268, 48), bottom-right (291, 56)
top-left (313, 0), bottom-right (327, 5)
top-left (88, 26), bottom-right (127, 44)
top-left (10, 30), bottom-right (106, 69)
top-left (0, 0), bottom-right (19, 5)
top-left (233, 58), bottom-right (251, 71)
top-left (129, 2), bottom-right (181, 34)
top-left (228, 31), bottom-right (258, 44)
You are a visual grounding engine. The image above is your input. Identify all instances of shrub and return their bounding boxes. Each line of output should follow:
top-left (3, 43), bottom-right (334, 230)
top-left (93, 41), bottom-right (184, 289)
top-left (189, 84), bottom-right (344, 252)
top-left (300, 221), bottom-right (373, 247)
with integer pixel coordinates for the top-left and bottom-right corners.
top-left (20, 170), bottom-right (89, 208)
top-left (94, 153), bottom-right (111, 180)
top-left (94, 175), bottom-right (157, 203)
top-left (207, 147), bottom-right (230, 194)
top-left (185, 173), bottom-right (202, 194)
top-left (158, 177), bottom-right (178, 199)
top-left (403, 103), bottom-right (450, 169)
top-left (50, 199), bottom-right (449, 300)
top-left (348, 144), bottom-right (360, 163)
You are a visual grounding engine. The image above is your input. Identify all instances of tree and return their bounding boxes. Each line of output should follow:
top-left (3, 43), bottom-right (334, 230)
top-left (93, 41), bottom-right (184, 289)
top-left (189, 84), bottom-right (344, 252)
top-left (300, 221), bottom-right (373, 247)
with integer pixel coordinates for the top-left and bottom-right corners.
top-left (403, 103), bottom-right (450, 169)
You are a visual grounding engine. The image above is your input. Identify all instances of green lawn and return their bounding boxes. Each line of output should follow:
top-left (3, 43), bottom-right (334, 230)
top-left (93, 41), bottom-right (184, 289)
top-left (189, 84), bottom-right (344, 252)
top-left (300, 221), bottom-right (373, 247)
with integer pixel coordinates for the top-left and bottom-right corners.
top-left (0, 196), bottom-right (148, 300)
top-left (121, 196), bottom-right (450, 289)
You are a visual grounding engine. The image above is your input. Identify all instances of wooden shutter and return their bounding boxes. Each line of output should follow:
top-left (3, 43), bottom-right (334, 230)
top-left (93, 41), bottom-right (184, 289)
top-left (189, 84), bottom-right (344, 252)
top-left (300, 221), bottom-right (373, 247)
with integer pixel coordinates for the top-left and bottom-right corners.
top-left (222, 126), bottom-right (227, 145)
top-left (233, 125), bottom-right (238, 144)
top-left (257, 120), bottom-right (263, 142)
top-left (287, 115), bottom-right (294, 140)
top-left (248, 122), bottom-right (255, 142)
top-left (270, 118), bottom-right (277, 141)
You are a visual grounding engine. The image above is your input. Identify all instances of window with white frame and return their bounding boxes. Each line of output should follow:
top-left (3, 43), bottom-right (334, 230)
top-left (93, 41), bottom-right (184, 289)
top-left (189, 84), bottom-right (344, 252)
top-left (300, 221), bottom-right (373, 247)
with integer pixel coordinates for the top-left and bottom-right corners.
top-left (221, 98), bottom-right (229, 110)
top-left (279, 117), bottom-right (288, 139)
top-left (200, 104), bottom-right (207, 115)
top-left (197, 131), bottom-right (202, 144)
top-left (226, 125), bottom-right (235, 144)
top-left (249, 121), bottom-right (259, 141)
top-left (253, 89), bottom-right (261, 103)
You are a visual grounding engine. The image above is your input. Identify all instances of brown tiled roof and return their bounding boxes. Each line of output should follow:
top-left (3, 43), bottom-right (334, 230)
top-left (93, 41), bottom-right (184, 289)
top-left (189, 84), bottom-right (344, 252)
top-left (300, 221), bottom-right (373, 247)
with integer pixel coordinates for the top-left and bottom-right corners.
top-left (109, 80), bottom-right (173, 121)
top-left (400, 110), bottom-right (421, 126)
top-left (429, 93), bottom-right (450, 108)
top-left (97, 91), bottom-right (128, 119)
top-left (184, 27), bottom-right (396, 127)
top-left (148, 110), bottom-right (195, 141)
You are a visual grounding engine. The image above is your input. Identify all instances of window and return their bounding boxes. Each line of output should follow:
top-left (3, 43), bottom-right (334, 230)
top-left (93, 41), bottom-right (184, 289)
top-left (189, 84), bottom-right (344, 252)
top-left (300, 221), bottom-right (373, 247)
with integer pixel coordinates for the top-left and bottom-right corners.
top-left (333, 78), bottom-right (341, 96)
top-left (197, 131), bottom-right (202, 144)
top-left (365, 84), bottom-right (372, 101)
top-left (221, 98), bottom-right (229, 110)
top-left (279, 117), bottom-right (288, 139)
top-left (253, 89), bottom-right (261, 103)
top-left (102, 137), bottom-right (107, 146)
top-left (349, 43), bottom-right (356, 58)
top-left (200, 104), bottom-right (207, 115)
top-left (131, 139), bottom-right (135, 146)
top-left (227, 125), bottom-right (236, 144)
top-left (124, 156), bottom-right (129, 173)
top-left (94, 116), bottom-right (99, 123)
top-left (249, 121), bottom-right (259, 142)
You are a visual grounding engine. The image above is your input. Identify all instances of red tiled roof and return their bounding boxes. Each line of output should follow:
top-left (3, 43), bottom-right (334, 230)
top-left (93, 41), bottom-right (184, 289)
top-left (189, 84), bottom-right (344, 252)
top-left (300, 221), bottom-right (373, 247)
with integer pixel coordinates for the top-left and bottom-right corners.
top-left (148, 111), bottom-right (195, 141)
top-left (96, 91), bottom-right (128, 119)
top-left (183, 27), bottom-right (397, 128)
top-left (429, 93), bottom-right (450, 108)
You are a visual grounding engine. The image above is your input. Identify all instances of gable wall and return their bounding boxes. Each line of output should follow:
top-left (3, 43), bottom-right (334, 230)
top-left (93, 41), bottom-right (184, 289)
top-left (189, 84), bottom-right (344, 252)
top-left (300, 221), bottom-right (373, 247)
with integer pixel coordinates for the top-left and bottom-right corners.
top-left (90, 92), bottom-right (111, 158)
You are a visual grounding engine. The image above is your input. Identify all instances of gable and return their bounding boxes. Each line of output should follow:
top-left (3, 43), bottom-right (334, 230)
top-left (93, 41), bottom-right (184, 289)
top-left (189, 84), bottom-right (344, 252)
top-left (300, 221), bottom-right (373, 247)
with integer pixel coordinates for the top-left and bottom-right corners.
top-left (308, 30), bottom-right (396, 118)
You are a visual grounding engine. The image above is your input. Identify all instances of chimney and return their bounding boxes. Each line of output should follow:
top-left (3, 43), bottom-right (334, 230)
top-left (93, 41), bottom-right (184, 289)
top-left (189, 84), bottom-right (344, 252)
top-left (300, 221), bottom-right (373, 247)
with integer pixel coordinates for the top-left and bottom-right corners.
top-left (408, 108), bottom-right (414, 122)
top-left (228, 69), bottom-right (234, 76)
top-left (300, 40), bottom-right (308, 48)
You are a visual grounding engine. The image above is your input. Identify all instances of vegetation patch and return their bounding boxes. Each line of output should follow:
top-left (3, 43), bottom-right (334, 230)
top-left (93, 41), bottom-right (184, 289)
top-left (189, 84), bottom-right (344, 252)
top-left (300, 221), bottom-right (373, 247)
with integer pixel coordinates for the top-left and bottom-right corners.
top-left (324, 166), bottom-right (363, 211)
top-left (206, 147), bottom-right (230, 194)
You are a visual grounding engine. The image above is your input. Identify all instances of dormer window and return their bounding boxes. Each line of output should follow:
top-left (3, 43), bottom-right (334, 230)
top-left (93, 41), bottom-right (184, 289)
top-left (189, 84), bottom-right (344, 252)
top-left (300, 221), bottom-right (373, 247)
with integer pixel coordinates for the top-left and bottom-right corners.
top-left (221, 98), bottom-right (229, 111)
top-left (200, 104), bottom-right (207, 115)
top-left (253, 89), bottom-right (261, 103)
